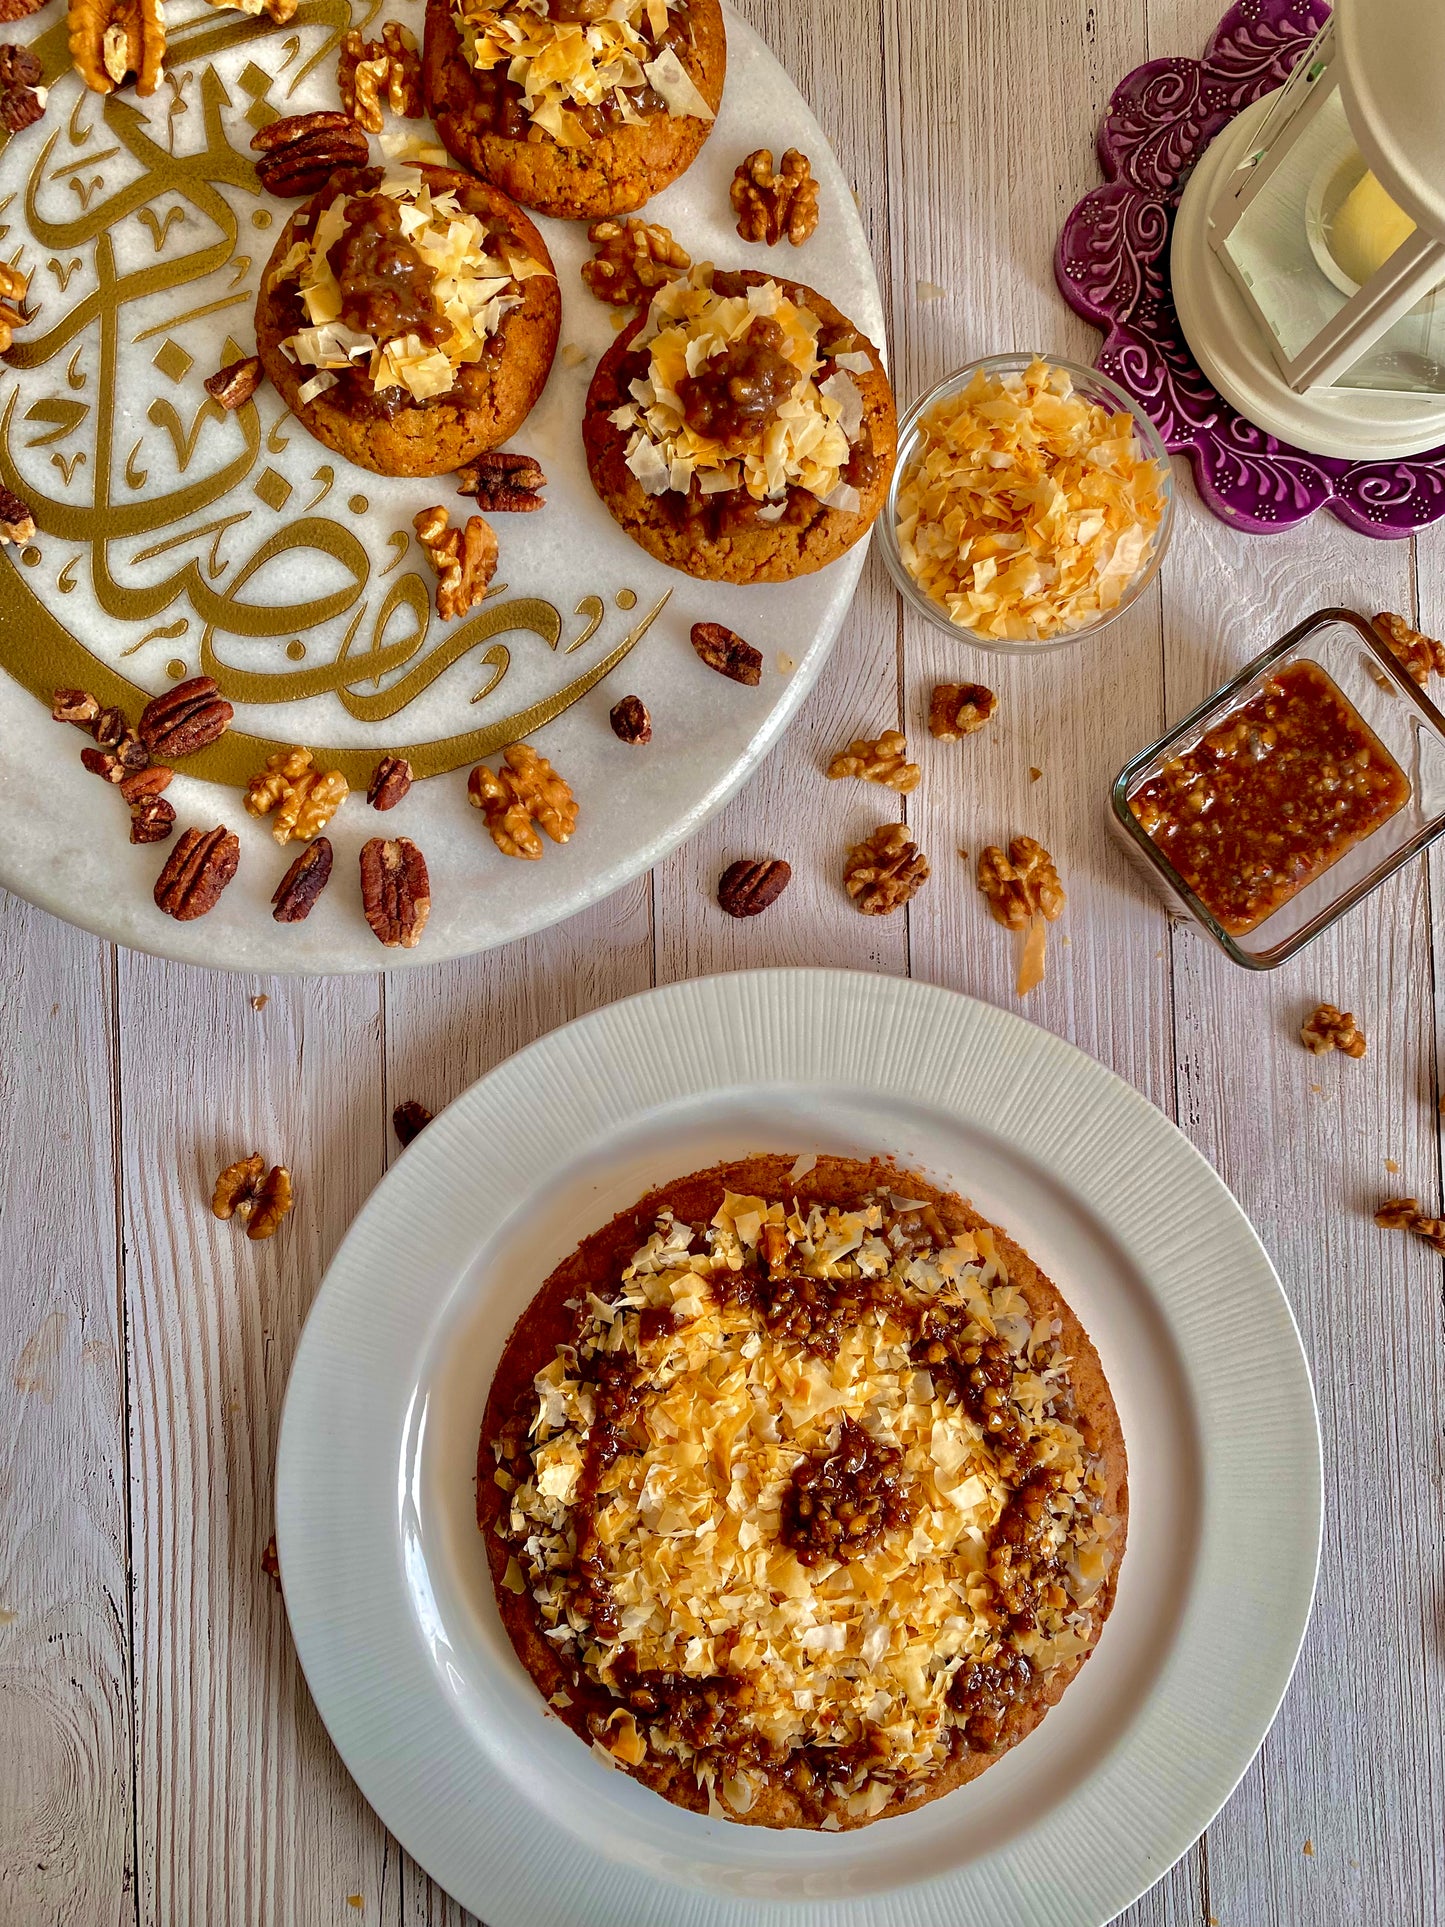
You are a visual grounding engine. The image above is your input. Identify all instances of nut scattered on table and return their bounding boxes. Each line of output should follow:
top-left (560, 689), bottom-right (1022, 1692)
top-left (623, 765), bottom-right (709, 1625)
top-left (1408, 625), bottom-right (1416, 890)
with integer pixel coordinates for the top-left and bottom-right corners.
top-left (717, 856), bottom-right (791, 918)
top-left (366, 754), bottom-right (413, 811)
top-left (260, 1534), bottom-right (282, 1590)
top-left (0, 480), bottom-right (33, 543)
top-left (414, 506), bottom-right (498, 622)
top-left (271, 836), bottom-right (333, 922)
top-left (69, 0), bottom-right (166, 96)
top-left (468, 744), bottom-right (577, 859)
top-left (730, 147), bottom-right (819, 247)
top-left (129, 795), bottom-right (175, 844)
top-left (212, 1154), bottom-right (294, 1240)
top-left (81, 746), bottom-right (124, 782)
top-left (0, 44), bottom-right (46, 131)
top-left (581, 217), bottom-right (690, 307)
top-left (928, 682), bottom-right (996, 740)
top-left (338, 23), bottom-right (422, 134)
top-left (456, 450), bottom-right (547, 513)
top-left (53, 687), bottom-right (100, 728)
top-left (393, 1099), bottom-right (432, 1147)
top-left (1373, 611), bottom-right (1445, 687)
top-left (154, 826), bottom-right (239, 921)
top-left (204, 355), bottom-right (264, 413)
top-left (690, 621), bottom-right (762, 687)
top-left (1300, 1002), bottom-right (1366, 1058)
top-left (139, 675), bottom-right (233, 759)
top-left (249, 1171), bottom-right (291, 1247)
top-left (977, 836), bottom-right (1065, 996)
top-left (843, 824), bottom-right (929, 915)
top-left (1374, 1197), bottom-right (1445, 1253)
top-left (245, 746), bottom-right (348, 844)
top-left (826, 730), bottom-right (921, 793)
top-left (360, 836), bottom-right (431, 948)
top-left (250, 112), bottom-right (370, 199)
top-left (609, 695), bottom-right (652, 745)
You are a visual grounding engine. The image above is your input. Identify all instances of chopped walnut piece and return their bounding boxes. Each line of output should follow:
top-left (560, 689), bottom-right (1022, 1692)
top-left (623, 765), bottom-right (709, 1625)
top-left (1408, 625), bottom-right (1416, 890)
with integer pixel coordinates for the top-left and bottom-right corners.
top-left (205, 355), bottom-right (264, 412)
top-left (928, 682), bottom-right (996, 740)
top-left (731, 147), bottom-right (820, 247)
top-left (211, 1156), bottom-right (294, 1241)
top-left (843, 823), bottom-right (929, 915)
top-left (976, 837), bottom-right (1065, 929)
top-left (244, 746), bottom-right (348, 844)
top-left (70, 0), bottom-right (166, 95)
top-left (581, 217), bottom-right (690, 307)
top-left (826, 730), bottom-right (921, 794)
top-left (0, 263), bottom-right (29, 358)
top-left (0, 482), bottom-right (33, 545)
top-left (53, 687), bottom-right (100, 728)
top-left (1373, 611), bottom-right (1445, 687)
top-left (338, 23), bottom-right (421, 133)
top-left (1300, 1003), bottom-right (1366, 1058)
top-left (1375, 1197), bottom-right (1445, 1253)
top-left (0, 44), bottom-right (46, 132)
top-left (414, 506), bottom-right (498, 622)
top-left (467, 743), bottom-right (577, 859)
top-left (456, 450), bottom-right (546, 513)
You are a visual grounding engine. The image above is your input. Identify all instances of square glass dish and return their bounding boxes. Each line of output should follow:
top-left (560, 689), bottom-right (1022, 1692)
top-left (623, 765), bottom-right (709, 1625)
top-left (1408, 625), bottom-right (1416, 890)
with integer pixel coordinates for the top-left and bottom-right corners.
top-left (1110, 607), bottom-right (1445, 969)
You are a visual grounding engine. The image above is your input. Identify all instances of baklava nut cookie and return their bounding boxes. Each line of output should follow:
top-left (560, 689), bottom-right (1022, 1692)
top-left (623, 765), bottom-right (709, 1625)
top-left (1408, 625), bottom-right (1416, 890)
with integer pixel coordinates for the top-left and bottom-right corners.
top-left (582, 266), bottom-right (896, 583)
top-left (423, 0), bottom-right (726, 221)
top-left (254, 164), bottom-right (560, 478)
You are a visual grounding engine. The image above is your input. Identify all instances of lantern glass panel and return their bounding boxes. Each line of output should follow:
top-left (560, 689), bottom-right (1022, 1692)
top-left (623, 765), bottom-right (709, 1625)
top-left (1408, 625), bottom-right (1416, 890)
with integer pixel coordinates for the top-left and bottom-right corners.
top-left (1221, 87), bottom-right (1445, 395)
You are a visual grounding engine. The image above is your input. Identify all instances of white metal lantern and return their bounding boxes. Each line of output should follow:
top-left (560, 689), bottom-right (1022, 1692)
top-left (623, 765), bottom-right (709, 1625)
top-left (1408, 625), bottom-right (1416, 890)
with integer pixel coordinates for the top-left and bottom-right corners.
top-left (1171, 0), bottom-right (1445, 459)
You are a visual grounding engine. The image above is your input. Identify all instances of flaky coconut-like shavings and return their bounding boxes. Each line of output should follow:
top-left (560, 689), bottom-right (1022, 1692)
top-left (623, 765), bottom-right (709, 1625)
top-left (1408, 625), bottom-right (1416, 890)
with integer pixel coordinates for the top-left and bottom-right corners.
top-left (606, 266), bottom-right (861, 510)
top-left (452, 0), bottom-right (713, 147)
top-left (895, 358), bottom-right (1167, 642)
top-left (493, 1181), bottom-right (1122, 1824)
top-left (274, 169), bottom-right (551, 406)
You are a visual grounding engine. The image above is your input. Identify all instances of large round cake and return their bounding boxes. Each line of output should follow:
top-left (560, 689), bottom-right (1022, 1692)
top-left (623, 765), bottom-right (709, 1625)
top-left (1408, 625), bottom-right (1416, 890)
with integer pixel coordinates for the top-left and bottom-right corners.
top-left (478, 1154), bottom-right (1128, 1829)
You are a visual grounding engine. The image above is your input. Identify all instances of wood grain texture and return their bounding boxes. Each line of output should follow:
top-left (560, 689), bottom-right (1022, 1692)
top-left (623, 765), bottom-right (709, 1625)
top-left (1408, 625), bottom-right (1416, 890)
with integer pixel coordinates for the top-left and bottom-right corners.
top-left (4, 0), bottom-right (1445, 1921)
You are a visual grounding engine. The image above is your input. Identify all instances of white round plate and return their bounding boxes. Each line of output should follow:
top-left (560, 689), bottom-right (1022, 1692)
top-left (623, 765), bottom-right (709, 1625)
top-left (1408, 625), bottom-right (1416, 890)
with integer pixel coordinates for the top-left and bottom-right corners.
top-left (0, 3), bottom-right (882, 971)
top-left (277, 968), bottom-right (1322, 1927)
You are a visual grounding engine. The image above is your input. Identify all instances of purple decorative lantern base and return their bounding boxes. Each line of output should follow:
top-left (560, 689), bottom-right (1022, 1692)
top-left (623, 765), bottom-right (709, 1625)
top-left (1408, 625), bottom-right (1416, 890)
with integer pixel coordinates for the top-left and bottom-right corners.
top-left (1055, 0), bottom-right (1445, 538)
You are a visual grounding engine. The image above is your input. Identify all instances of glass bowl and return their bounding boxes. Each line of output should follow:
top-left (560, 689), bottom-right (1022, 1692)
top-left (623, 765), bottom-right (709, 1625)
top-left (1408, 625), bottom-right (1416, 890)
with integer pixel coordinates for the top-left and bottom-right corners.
top-left (1111, 607), bottom-right (1445, 969)
top-left (876, 353), bottom-right (1176, 655)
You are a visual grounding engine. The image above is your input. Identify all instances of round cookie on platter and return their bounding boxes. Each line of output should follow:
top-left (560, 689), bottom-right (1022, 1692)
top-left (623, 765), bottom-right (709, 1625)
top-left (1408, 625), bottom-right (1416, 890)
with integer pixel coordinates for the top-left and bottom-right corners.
top-left (254, 163), bottom-right (561, 479)
top-left (582, 266), bottom-right (896, 584)
top-left (422, 0), bottom-right (726, 221)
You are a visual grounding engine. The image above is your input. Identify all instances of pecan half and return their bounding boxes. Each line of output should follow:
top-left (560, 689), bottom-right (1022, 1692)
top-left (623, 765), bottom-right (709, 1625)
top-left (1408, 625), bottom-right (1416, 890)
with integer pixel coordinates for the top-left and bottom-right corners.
top-left (129, 795), bottom-right (175, 844)
top-left (392, 1099), bottom-right (432, 1147)
top-left (826, 730), bottom-right (921, 793)
top-left (731, 148), bottom-right (819, 247)
top-left (928, 682), bottom-right (996, 740)
top-left (843, 824), bottom-right (929, 915)
top-left (0, 43), bottom-right (45, 130)
top-left (366, 754), bottom-right (413, 810)
top-left (414, 506), bottom-right (498, 621)
top-left (691, 622), bottom-right (762, 686)
top-left (271, 836), bottom-right (333, 922)
top-left (118, 764), bottom-right (172, 804)
top-left (581, 217), bottom-right (690, 307)
top-left (359, 836), bottom-right (430, 948)
top-left (0, 482), bottom-right (35, 544)
top-left (70, 0), bottom-right (166, 96)
top-left (154, 826), bottom-right (239, 921)
top-left (0, 264), bottom-right (28, 358)
top-left (205, 354), bottom-right (264, 412)
top-left (250, 111), bottom-right (369, 198)
top-left (52, 687), bottom-right (100, 728)
top-left (139, 675), bottom-right (233, 759)
top-left (609, 695), bottom-right (651, 744)
top-left (455, 450), bottom-right (546, 513)
top-left (718, 856), bottom-right (791, 917)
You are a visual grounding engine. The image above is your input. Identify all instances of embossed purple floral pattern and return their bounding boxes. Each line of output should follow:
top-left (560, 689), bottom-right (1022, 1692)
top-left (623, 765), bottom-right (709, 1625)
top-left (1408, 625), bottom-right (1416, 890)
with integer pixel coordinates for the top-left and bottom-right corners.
top-left (1055, 0), bottom-right (1445, 538)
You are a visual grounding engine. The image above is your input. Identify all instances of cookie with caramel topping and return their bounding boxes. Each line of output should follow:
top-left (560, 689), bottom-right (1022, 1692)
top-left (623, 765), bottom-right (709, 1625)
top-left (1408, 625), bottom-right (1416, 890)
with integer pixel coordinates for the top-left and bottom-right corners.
top-left (254, 164), bottom-right (560, 478)
top-left (479, 1153), bottom-right (1127, 1829)
top-left (583, 267), bottom-right (896, 583)
top-left (422, 0), bottom-right (726, 221)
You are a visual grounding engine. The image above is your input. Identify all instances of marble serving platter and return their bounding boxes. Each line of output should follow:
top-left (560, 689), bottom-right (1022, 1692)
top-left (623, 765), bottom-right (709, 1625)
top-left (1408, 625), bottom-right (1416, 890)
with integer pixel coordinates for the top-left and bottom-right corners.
top-left (0, 0), bottom-right (885, 971)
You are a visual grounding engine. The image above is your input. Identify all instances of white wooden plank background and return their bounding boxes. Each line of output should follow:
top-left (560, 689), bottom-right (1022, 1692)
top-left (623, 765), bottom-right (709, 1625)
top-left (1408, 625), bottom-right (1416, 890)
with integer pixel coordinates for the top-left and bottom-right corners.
top-left (3, 0), bottom-right (1444, 1919)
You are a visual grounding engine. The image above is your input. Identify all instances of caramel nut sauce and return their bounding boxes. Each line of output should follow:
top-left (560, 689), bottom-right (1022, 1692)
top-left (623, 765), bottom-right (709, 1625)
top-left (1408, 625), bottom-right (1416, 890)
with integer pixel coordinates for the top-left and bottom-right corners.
top-left (479, 1156), bottom-right (1126, 1828)
top-left (1129, 658), bottom-right (1410, 937)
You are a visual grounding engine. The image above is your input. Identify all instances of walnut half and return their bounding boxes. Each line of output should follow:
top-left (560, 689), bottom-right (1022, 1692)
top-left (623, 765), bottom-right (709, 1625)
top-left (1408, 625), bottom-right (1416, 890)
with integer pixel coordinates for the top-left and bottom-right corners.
top-left (843, 823), bottom-right (929, 915)
top-left (467, 744), bottom-right (577, 859)
top-left (581, 218), bottom-right (690, 308)
top-left (731, 148), bottom-right (820, 247)
top-left (414, 506), bottom-right (498, 622)
top-left (826, 730), bottom-right (921, 794)
top-left (1300, 1003), bottom-right (1366, 1058)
